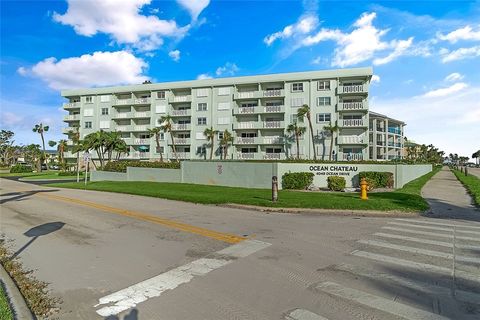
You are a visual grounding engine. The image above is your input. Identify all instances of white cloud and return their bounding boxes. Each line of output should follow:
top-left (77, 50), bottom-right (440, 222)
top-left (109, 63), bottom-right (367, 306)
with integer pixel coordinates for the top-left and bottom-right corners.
top-left (53, 0), bottom-right (188, 51)
top-left (373, 37), bottom-right (413, 65)
top-left (196, 73), bottom-right (212, 80)
top-left (422, 82), bottom-right (468, 98)
top-left (371, 75), bottom-right (381, 83)
top-left (215, 62), bottom-right (239, 77)
top-left (440, 45), bottom-right (480, 63)
top-left (16, 67), bottom-right (28, 76)
top-left (22, 51), bottom-right (149, 90)
top-left (264, 15), bottom-right (319, 46)
top-left (371, 86), bottom-right (480, 156)
top-left (168, 50), bottom-right (181, 62)
top-left (444, 72), bottom-right (464, 82)
top-left (437, 25), bottom-right (480, 43)
top-left (176, 0), bottom-right (210, 21)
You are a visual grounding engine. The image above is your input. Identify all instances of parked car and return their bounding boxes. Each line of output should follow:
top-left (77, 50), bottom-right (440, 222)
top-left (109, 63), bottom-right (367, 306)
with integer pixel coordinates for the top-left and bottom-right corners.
top-left (41, 164), bottom-right (48, 170)
top-left (49, 165), bottom-right (59, 170)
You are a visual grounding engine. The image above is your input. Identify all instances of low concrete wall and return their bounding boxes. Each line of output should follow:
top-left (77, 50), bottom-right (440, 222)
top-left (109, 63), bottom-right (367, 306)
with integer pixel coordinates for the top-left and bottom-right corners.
top-left (90, 171), bottom-right (127, 182)
top-left (395, 164), bottom-right (432, 187)
top-left (182, 161), bottom-right (276, 189)
top-left (127, 167), bottom-right (181, 183)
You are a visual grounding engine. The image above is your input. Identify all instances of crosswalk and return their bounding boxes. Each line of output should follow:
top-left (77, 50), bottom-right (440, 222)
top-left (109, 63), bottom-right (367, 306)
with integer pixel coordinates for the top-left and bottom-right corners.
top-left (288, 218), bottom-right (480, 320)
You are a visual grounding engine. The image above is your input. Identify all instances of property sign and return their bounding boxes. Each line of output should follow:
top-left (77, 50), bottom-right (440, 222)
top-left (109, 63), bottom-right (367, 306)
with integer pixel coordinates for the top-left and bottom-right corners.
top-left (83, 152), bottom-right (91, 163)
top-left (308, 165), bottom-right (359, 177)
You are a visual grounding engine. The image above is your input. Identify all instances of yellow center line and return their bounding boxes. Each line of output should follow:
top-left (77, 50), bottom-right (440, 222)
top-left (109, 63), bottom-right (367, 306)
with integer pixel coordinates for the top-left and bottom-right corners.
top-left (5, 187), bottom-right (246, 244)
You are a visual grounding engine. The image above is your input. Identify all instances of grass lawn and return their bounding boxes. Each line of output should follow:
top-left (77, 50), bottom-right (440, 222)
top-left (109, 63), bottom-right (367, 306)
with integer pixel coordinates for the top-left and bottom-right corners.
top-left (0, 285), bottom-right (13, 320)
top-left (0, 171), bottom-right (80, 180)
top-left (452, 169), bottom-right (480, 206)
top-left (0, 171), bottom-right (55, 178)
top-left (47, 167), bottom-right (441, 212)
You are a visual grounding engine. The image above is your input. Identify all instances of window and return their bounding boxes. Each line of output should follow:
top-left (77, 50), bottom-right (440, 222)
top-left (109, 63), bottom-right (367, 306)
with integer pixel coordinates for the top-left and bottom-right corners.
top-left (218, 87), bottom-right (231, 96)
top-left (196, 88), bottom-right (208, 97)
top-left (266, 148), bottom-right (282, 153)
top-left (156, 91), bottom-right (165, 99)
top-left (217, 117), bottom-right (230, 125)
top-left (155, 105), bottom-right (166, 113)
top-left (291, 114), bottom-right (304, 123)
top-left (101, 108), bottom-right (109, 115)
top-left (196, 146), bottom-right (206, 154)
top-left (317, 97), bottom-right (331, 106)
top-left (100, 95), bottom-right (110, 102)
top-left (318, 81), bottom-right (330, 90)
top-left (196, 132), bottom-right (206, 140)
top-left (99, 121), bottom-right (110, 129)
top-left (197, 117), bottom-right (207, 125)
top-left (85, 96), bottom-right (94, 103)
top-left (85, 121), bottom-right (92, 129)
top-left (317, 113), bottom-right (331, 123)
top-left (241, 132), bottom-right (257, 138)
top-left (218, 132), bottom-right (224, 140)
top-left (197, 103), bottom-right (207, 111)
top-left (218, 102), bottom-right (230, 110)
top-left (156, 146), bottom-right (164, 153)
top-left (83, 109), bottom-right (94, 117)
top-left (291, 83), bottom-right (303, 92)
top-left (291, 97), bottom-right (305, 107)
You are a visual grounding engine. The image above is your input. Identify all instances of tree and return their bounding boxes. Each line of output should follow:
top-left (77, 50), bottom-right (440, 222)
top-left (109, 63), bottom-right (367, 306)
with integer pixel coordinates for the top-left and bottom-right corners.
top-left (220, 130), bottom-right (234, 160)
top-left (32, 123), bottom-right (49, 171)
top-left (159, 114), bottom-right (178, 162)
top-left (323, 122), bottom-right (339, 161)
top-left (286, 122), bottom-right (306, 160)
top-left (297, 104), bottom-right (317, 160)
top-left (203, 126), bottom-right (219, 160)
top-left (48, 140), bottom-right (57, 148)
top-left (24, 144), bottom-right (42, 171)
top-left (472, 150), bottom-right (480, 165)
top-left (103, 131), bottom-right (127, 162)
top-left (0, 130), bottom-right (15, 165)
top-left (57, 139), bottom-right (68, 170)
top-left (148, 127), bottom-right (164, 162)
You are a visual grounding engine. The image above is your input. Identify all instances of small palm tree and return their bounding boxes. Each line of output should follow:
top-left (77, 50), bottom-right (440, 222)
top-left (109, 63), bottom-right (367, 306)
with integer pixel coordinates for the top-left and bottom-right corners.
top-left (286, 122), bottom-right (306, 160)
top-left (32, 123), bottom-right (49, 171)
top-left (203, 126), bottom-right (219, 160)
top-left (57, 139), bottom-right (68, 170)
top-left (323, 122), bottom-right (339, 161)
top-left (148, 127), bottom-right (164, 162)
top-left (220, 130), bottom-right (234, 160)
top-left (297, 104), bottom-right (316, 160)
top-left (159, 114), bottom-right (177, 162)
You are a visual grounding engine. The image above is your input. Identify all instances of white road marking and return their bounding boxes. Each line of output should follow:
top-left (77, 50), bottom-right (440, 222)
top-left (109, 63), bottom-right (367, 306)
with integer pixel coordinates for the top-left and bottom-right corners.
top-left (374, 233), bottom-right (480, 250)
top-left (286, 309), bottom-right (330, 320)
top-left (358, 239), bottom-right (480, 264)
top-left (395, 218), bottom-right (480, 230)
top-left (94, 240), bottom-right (271, 317)
top-left (315, 281), bottom-right (450, 320)
top-left (334, 264), bottom-right (480, 305)
top-left (351, 250), bottom-right (480, 285)
top-left (382, 226), bottom-right (480, 242)
top-left (388, 222), bottom-right (480, 235)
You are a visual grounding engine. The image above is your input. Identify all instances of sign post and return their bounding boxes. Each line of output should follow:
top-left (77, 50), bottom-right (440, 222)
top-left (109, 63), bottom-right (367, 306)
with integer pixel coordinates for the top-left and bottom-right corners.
top-left (83, 152), bottom-right (90, 187)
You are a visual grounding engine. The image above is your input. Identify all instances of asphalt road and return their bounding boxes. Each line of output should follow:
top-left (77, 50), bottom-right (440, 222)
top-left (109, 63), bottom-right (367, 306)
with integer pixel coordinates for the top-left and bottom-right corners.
top-left (1, 172), bottom-right (479, 320)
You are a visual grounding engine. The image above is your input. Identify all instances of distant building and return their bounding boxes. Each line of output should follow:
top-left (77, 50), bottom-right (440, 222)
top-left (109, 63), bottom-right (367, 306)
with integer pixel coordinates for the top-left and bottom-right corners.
top-left (61, 67), bottom-right (405, 161)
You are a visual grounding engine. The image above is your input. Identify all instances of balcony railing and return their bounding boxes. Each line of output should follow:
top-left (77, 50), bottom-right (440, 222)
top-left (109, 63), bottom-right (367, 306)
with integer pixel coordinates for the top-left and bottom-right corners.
top-left (338, 84), bottom-right (368, 94)
top-left (236, 137), bottom-right (258, 144)
top-left (113, 112), bottom-right (132, 119)
top-left (235, 91), bottom-right (257, 99)
top-left (262, 137), bottom-right (284, 144)
top-left (64, 114), bottom-right (80, 121)
top-left (63, 102), bottom-right (81, 108)
top-left (168, 152), bottom-right (189, 159)
top-left (133, 98), bottom-right (151, 105)
top-left (114, 98), bottom-right (133, 105)
top-left (171, 109), bottom-right (191, 117)
top-left (67, 140), bottom-right (74, 146)
top-left (236, 106), bottom-right (258, 114)
top-left (340, 119), bottom-right (366, 127)
top-left (171, 138), bottom-right (191, 145)
top-left (234, 122), bottom-right (258, 130)
top-left (116, 125), bottom-right (132, 132)
top-left (263, 121), bottom-right (283, 129)
top-left (338, 101), bottom-right (367, 111)
top-left (338, 135), bottom-right (366, 144)
top-left (129, 152), bottom-right (150, 159)
top-left (133, 138), bottom-right (149, 144)
top-left (237, 152), bottom-right (256, 160)
top-left (133, 111), bottom-right (150, 118)
top-left (62, 127), bottom-right (77, 133)
top-left (341, 153), bottom-right (364, 161)
top-left (169, 95), bottom-right (192, 103)
top-left (133, 125), bottom-right (149, 131)
top-left (263, 153), bottom-right (284, 160)
top-left (172, 124), bottom-right (191, 131)
top-left (262, 89), bottom-right (284, 97)
top-left (388, 128), bottom-right (402, 135)
top-left (264, 105), bottom-right (284, 113)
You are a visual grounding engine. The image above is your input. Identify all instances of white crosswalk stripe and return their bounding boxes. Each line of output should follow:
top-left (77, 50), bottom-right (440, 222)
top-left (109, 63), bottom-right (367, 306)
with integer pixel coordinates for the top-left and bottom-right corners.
top-left (388, 221), bottom-right (480, 235)
top-left (382, 226), bottom-right (480, 242)
top-left (394, 218), bottom-right (480, 230)
top-left (285, 309), bottom-right (330, 320)
top-left (374, 232), bottom-right (480, 250)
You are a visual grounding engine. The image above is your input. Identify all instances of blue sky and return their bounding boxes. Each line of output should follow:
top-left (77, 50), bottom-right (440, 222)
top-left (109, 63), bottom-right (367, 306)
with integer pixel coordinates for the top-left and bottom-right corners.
top-left (1, 0), bottom-right (479, 157)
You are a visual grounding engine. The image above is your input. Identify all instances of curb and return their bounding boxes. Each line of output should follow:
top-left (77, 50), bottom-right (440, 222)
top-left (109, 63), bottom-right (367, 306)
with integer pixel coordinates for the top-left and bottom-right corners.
top-left (0, 263), bottom-right (35, 320)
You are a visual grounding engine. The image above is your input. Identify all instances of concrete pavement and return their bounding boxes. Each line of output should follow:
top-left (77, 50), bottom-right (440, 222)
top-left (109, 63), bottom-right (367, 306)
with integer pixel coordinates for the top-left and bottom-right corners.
top-left (1, 172), bottom-right (479, 320)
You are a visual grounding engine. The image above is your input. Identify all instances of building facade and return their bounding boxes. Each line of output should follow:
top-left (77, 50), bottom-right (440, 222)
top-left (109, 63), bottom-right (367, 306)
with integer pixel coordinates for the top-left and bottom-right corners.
top-left (62, 67), bottom-right (404, 161)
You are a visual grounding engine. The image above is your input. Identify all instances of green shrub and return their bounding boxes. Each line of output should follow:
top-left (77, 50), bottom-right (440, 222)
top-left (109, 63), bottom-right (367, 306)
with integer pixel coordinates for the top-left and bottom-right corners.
top-left (327, 176), bottom-right (346, 191)
top-left (282, 172), bottom-right (314, 190)
top-left (103, 161), bottom-right (181, 173)
top-left (359, 171), bottom-right (394, 188)
top-left (57, 171), bottom-right (83, 176)
top-left (10, 164), bottom-right (32, 173)
top-left (364, 177), bottom-right (376, 191)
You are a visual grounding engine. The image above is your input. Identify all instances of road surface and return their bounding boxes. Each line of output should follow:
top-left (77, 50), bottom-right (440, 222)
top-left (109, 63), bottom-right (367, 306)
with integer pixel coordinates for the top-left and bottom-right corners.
top-left (1, 170), bottom-right (479, 320)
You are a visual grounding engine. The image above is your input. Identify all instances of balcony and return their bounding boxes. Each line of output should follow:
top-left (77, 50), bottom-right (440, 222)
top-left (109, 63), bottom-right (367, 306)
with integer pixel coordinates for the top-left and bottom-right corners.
top-left (121, 138), bottom-right (133, 145)
top-left (338, 101), bottom-right (368, 112)
top-left (169, 95), bottom-right (192, 103)
top-left (133, 125), bottom-right (149, 131)
top-left (233, 122), bottom-right (259, 130)
top-left (263, 105), bottom-right (285, 113)
top-left (376, 126), bottom-right (386, 132)
top-left (263, 153), bottom-right (285, 160)
top-left (115, 125), bottom-right (133, 132)
top-left (337, 84), bottom-right (368, 94)
top-left (235, 137), bottom-right (259, 145)
top-left (113, 98), bottom-right (133, 106)
top-left (64, 114), bottom-right (80, 121)
top-left (388, 127), bottom-right (402, 135)
top-left (63, 102), bottom-right (81, 109)
top-left (112, 112), bottom-right (132, 119)
top-left (132, 111), bottom-right (151, 118)
top-left (236, 152), bottom-right (258, 160)
top-left (168, 152), bottom-right (189, 159)
top-left (376, 140), bottom-right (386, 146)
top-left (171, 124), bottom-right (191, 131)
top-left (262, 89), bottom-right (285, 98)
top-left (340, 153), bottom-right (364, 161)
top-left (171, 109), bottom-right (192, 117)
top-left (234, 91), bottom-right (259, 100)
top-left (129, 152), bottom-right (150, 159)
top-left (339, 118), bottom-right (367, 128)
top-left (62, 127), bottom-right (77, 134)
top-left (262, 137), bottom-right (284, 144)
top-left (337, 135), bottom-right (366, 145)
top-left (67, 140), bottom-right (74, 146)
top-left (233, 106), bottom-right (259, 115)
top-left (169, 138), bottom-right (191, 145)
top-left (133, 138), bottom-right (150, 145)
top-left (133, 98), bottom-right (151, 105)
top-left (262, 121), bottom-right (284, 129)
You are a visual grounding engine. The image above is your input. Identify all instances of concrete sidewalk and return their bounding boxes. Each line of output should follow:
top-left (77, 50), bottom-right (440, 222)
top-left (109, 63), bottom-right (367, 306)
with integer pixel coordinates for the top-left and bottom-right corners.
top-left (421, 167), bottom-right (479, 221)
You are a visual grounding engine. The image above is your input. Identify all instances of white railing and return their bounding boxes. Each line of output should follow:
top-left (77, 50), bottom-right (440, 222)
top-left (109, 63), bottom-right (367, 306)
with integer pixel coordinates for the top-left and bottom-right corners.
top-left (339, 84), bottom-right (366, 94)
top-left (236, 137), bottom-right (256, 144)
top-left (236, 91), bottom-right (255, 99)
top-left (172, 138), bottom-right (190, 144)
top-left (134, 138), bottom-right (149, 144)
top-left (115, 113), bottom-right (129, 118)
top-left (134, 112), bottom-right (150, 118)
top-left (130, 152), bottom-right (150, 159)
top-left (263, 89), bottom-right (283, 97)
top-left (63, 102), bottom-right (80, 108)
top-left (342, 119), bottom-right (364, 127)
top-left (115, 99), bottom-right (132, 105)
top-left (263, 137), bottom-right (283, 144)
top-left (171, 109), bottom-right (190, 116)
top-left (116, 126), bottom-right (131, 131)
top-left (62, 127), bottom-right (76, 133)
top-left (67, 140), bottom-right (74, 146)
top-left (238, 107), bottom-right (256, 114)
top-left (171, 95), bottom-right (191, 103)
top-left (263, 121), bottom-right (282, 128)
top-left (172, 124), bottom-right (191, 130)
top-left (134, 98), bottom-right (151, 104)
top-left (235, 122), bottom-right (256, 129)
top-left (338, 135), bottom-right (365, 144)
top-left (237, 153), bottom-right (256, 159)
top-left (134, 125), bottom-right (148, 131)
top-left (264, 105), bottom-right (283, 113)
top-left (64, 114), bottom-right (80, 121)
top-left (342, 153), bottom-right (363, 161)
top-left (264, 153), bottom-right (282, 160)
top-left (340, 102), bottom-right (365, 110)
top-left (173, 152), bottom-right (189, 159)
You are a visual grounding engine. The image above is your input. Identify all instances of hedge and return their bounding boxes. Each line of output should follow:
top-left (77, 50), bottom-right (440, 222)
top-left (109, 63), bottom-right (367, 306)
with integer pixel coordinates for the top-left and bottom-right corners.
top-left (103, 161), bottom-right (181, 173)
top-left (57, 171), bottom-right (83, 176)
top-left (327, 176), bottom-right (346, 191)
top-left (10, 164), bottom-right (33, 173)
top-left (282, 172), bottom-right (314, 190)
top-left (359, 171), bottom-right (394, 188)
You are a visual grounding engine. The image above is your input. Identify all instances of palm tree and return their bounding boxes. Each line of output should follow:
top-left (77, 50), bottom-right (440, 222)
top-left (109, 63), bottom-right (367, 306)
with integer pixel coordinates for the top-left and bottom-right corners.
top-left (159, 114), bottom-right (177, 162)
top-left (57, 139), bottom-right (68, 170)
top-left (220, 130), bottom-right (234, 160)
top-left (103, 131), bottom-right (126, 162)
top-left (323, 122), bottom-right (339, 161)
top-left (286, 122), bottom-right (306, 160)
top-left (68, 125), bottom-right (81, 177)
top-left (203, 126), bottom-right (219, 160)
top-left (297, 104), bottom-right (316, 160)
top-left (32, 123), bottom-right (49, 170)
top-left (148, 127), bottom-right (164, 162)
